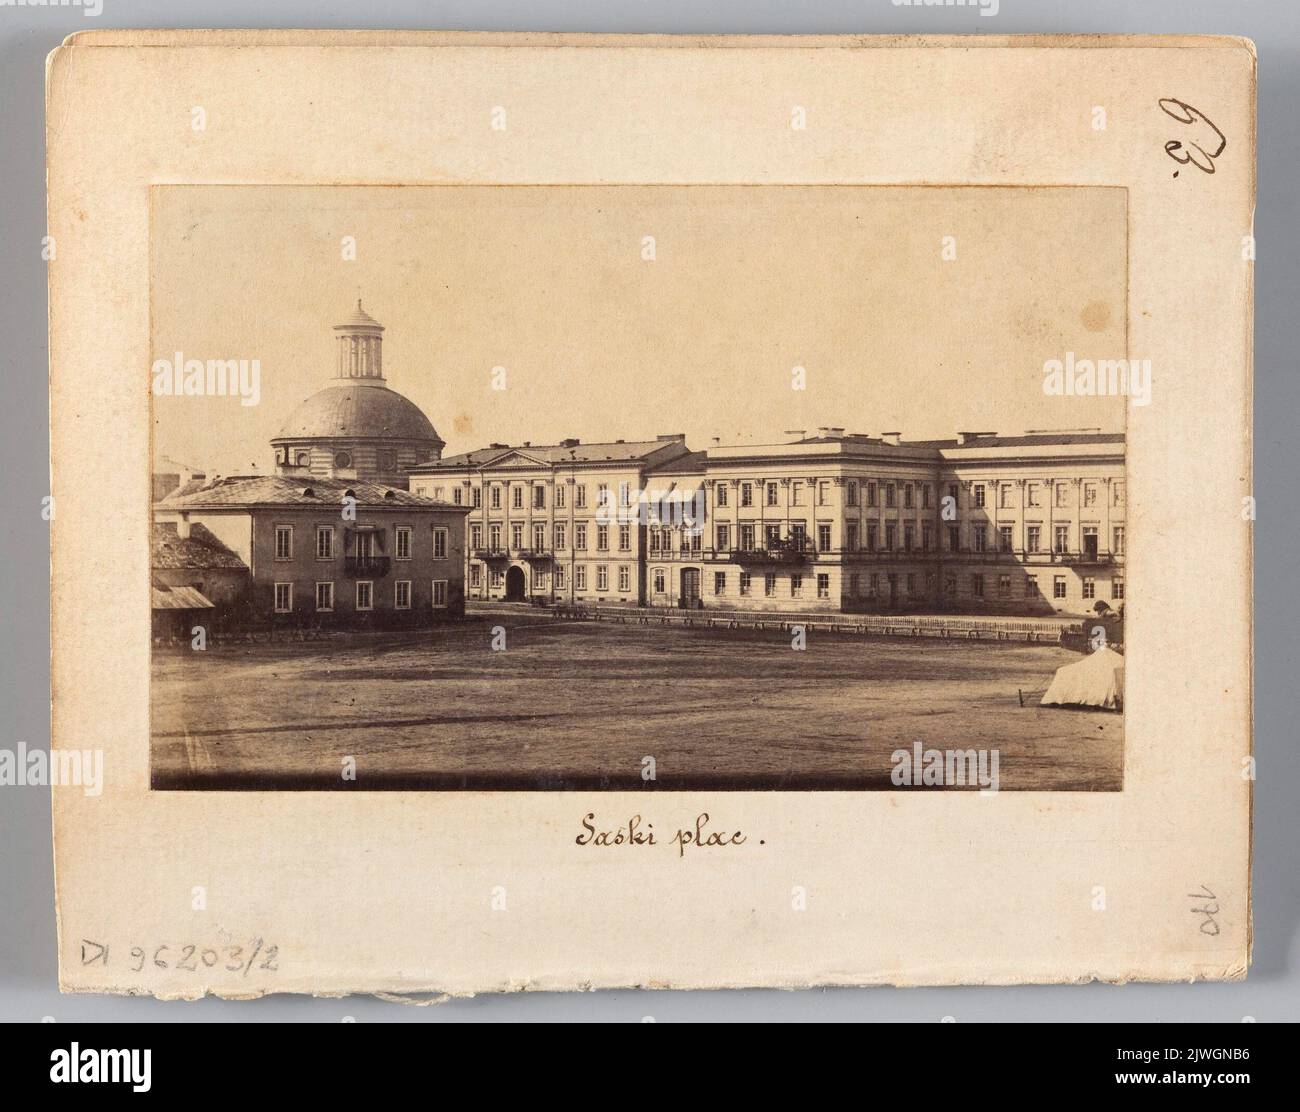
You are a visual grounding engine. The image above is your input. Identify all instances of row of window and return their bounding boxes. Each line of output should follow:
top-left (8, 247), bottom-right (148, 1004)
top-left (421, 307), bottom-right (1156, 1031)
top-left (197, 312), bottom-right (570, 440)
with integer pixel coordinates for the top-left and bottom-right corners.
top-left (272, 579), bottom-right (450, 612)
top-left (435, 478), bottom-right (1127, 513)
top-left (470, 522), bottom-right (634, 553)
top-left (469, 563), bottom-right (634, 593)
top-left (273, 524), bottom-right (450, 561)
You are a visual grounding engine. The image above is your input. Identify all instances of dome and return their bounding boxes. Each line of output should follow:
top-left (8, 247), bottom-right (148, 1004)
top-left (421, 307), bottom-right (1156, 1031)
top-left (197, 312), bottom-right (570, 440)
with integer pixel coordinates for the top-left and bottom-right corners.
top-left (274, 382), bottom-right (442, 444)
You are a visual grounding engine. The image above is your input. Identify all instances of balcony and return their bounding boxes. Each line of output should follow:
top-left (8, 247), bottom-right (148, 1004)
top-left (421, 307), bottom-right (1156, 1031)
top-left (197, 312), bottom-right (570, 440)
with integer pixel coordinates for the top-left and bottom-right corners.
top-left (343, 555), bottom-right (391, 577)
top-left (727, 542), bottom-right (813, 566)
top-left (516, 547), bottom-right (553, 562)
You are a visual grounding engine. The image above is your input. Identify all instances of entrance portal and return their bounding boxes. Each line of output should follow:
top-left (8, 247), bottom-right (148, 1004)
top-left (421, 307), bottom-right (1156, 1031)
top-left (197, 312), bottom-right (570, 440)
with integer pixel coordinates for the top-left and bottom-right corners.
top-left (505, 565), bottom-right (527, 601)
top-left (680, 567), bottom-right (701, 608)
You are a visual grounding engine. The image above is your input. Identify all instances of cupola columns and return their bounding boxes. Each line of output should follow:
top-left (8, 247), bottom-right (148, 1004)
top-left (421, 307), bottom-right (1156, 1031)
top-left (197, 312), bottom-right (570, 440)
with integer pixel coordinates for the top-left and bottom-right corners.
top-left (332, 300), bottom-right (386, 382)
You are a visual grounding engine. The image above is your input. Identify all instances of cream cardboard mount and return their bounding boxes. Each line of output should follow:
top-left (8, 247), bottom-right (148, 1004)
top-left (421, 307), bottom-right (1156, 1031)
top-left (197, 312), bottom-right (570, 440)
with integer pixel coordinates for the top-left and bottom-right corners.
top-left (47, 31), bottom-right (1253, 997)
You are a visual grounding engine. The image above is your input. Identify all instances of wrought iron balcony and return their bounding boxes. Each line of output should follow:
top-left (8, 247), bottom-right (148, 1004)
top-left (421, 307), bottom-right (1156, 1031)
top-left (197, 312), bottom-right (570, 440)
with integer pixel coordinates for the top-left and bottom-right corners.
top-left (472, 548), bottom-right (510, 561)
top-left (343, 555), bottom-right (390, 577)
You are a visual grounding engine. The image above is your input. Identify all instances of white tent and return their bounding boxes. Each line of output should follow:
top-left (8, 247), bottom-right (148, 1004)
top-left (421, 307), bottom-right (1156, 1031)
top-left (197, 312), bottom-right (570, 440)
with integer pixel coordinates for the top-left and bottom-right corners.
top-left (1041, 646), bottom-right (1124, 711)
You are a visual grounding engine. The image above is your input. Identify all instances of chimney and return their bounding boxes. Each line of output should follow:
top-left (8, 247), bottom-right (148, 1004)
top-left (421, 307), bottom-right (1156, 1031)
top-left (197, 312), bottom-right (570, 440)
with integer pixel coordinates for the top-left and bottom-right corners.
top-left (656, 432), bottom-right (686, 442)
top-left (176, 514), bottom-right (192, 540)
top-left (881, 431), bottom-right (901, 446)
top-left (957, 430), bottom-right (997, 446)
top-left (560, 438), bottom-right (581, 448)
top-left (784, 429), bottom-right (807, 441)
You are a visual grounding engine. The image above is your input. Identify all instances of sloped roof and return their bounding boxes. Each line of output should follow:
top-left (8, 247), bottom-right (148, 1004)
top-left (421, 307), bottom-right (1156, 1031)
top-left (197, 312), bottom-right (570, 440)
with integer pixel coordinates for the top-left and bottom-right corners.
top-left (155, 475), bottom-right (465, 510)
top-left (644, 449), bottom-right (709, 476)
top-left (416, 439), bottom-right (686, 470)
top-left (152, 522), bottom-right (247, 570)
top-left (151, 583), bottom-right (216, 611)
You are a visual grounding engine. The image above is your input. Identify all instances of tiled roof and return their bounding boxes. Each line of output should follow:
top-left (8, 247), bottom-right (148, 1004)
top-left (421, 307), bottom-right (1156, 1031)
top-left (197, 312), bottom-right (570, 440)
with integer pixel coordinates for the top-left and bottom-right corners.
top-left (416, 439), bottom-right (684, 470)
top-left (155, 475), bottom-right (464, 510)
top-left (152, 522), bottom-right (247, 570)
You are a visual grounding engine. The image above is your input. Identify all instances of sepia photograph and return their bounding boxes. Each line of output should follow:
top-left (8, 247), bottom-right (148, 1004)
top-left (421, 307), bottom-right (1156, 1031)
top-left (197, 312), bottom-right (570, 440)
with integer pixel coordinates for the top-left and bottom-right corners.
top-left (151, 184), bottom-right (1129, 791)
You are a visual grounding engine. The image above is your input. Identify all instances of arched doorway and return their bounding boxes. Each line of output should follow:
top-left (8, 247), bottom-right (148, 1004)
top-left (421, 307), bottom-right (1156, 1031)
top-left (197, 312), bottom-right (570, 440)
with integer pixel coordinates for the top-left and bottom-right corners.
top-left (505, 565), bottom-right (527, 601)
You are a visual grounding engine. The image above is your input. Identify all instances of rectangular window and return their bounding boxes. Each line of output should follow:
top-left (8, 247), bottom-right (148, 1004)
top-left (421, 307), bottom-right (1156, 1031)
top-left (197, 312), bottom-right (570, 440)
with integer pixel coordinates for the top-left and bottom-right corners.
top-left (739, 572), bottom-right (751, 595)
top-left (790, 573), bottom-right (803, 598)
top-left (791, 481), bottom-right (804, 506)
top-left (885, 483), bottom-right (896, 509)
top-left (555, 565), bottom-right (566, 591)
top-left (490, 568), bottom-right (503, 587)
top-left (973, 484), bottom-right (986, 508)
top-left (868, 573), bottom-right (879, 599)
top-left (1055, 483), bottom-right (1069, 508)
top-left (432, 580), bottom-right (448, 608)
top-left (1027, 525), bottom-right (1041, 552)
top-left (1026, 575), bottom-right (1037, 597)
top-left (653, 568), bottom-right (665, 594)
top-left (597, 525), bottom-right (609, 551)
top-left (846, 523), bottom-right (858, 551)
top-left (1083, 483), bottom-right (1098, 507)
top-left (555, 485), bottom-right (566, 510)
top-left (849, 573), bottom-right (859, 597)
top-left (817, 573), bottom-right (829, 599)
top-left (1054, 525), bottom-right (1070, 553)
top-left (575, 523), bottom-right (587, 550)
top-left (740, 524), bottom-right (755, 551)
top-left (469, 564), bottom-right (482, 588)
top-left (972, 574), bottom-right (984, 598)
top-left (948, 525), bottom-right (960, 551)
top-left (904, 524), bottom-right (915, 551)
top-left (817, 480), bottom-right (830, 506)
top-left (512, 523), bottom-right (524, 550)
top-left (533, 523), bottom-right (546, 552)
top-left (575, 565), bottom-right (587, 591)
top-left (596, 565), bottom-right (609, 592)
top-left (998, 525), bottom-right (1013, 552)
top-left (489, 524), bottom-right (502, 550)
top-left (316, 525), bottom-right (334, 559)
top-left (575, 485), bottom-right (587, 509)
top-left (453, 486), bottom-right (462, 506)
top-left (395, 580), bottom-right (412, 609)
top-left (490, 486), bottom-right (501, 510)
top-left (356, 581), bottom-right (373, 610)
top-left (867, 482), bottom-right (877, 508)
top-left (470, 524), bottom-right (483, 549)
top-left (619, 565), bottom-right (631, 592)
top-left (274, 582), bottom-right (293, 612)
top-left (922, 523), bottom-right (933, 551)
top-left (903, 483), bottom-right (914, 510)
top-left (1082, 577), bottom-right (1096, 599)
top-left (619, 524), bottom-right (631, 551)
top-left (906, 573), bottom-right (916, 596)
top-left (973, 525), bottom-right (986, 552)
top-left (1113, 578), bottom-right (1125, 600)
top-left (1027, 483), bottom-right (1040, 508)
top-left (922, 484), bottom-right (932, 510)
top-left (818, 524), bottom-right (832, 551)
top-left (847, 481), bottom-right (858, 506)
top-left (999, 484), bottom-right (1013, 510)
top-left (714, 571), bottom-right (726, 595)
top-left (741, 482), bottom-right (753, 508)
top-left (555, 523), bottom-right (567, 551)
top-left (274, 525), bottom-right (293, 560)
top-left (866, 524), bottom-right (877, 552)
top-left (716, 482), bottom-right (728, 507)
top-left (512, 486), bottom-right (524, 510)
top-left (765, 523), bottom-right (781, 549)
top-left (885, 524), bottom-right (896, 551)
top-left (315, 581), bottom-right (334, 611)
top-left (472, 487), bottom-right (482, 508)
top-left (395, 526), bottom-right (412, 560)
top-left (998, 574), bottom-right (1011, 597)
top-left (1112, 526), bottom-right (1125, 554)
top-left (533, 485), bottom-right (545, 509)
top-left (717, 524), bottom-right (731, 551)
top-left (766, 482), bottom-right (779, 507)
top-left (1053, 576), bottom-right (1067, 600)
top-left (764, 573), bottom-right (776, 597)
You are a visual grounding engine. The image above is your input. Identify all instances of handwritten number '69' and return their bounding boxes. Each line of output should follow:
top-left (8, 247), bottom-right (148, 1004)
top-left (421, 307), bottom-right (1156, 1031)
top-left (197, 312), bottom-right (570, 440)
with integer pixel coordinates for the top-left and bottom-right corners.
top-left (1159, 98), bottom-right (1226, 176)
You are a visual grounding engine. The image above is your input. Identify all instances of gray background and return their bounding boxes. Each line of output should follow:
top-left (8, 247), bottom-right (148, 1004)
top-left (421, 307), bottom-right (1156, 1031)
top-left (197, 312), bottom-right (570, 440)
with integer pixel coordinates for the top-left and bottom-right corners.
top-left (2, 0), bottom-right (1294, 1022)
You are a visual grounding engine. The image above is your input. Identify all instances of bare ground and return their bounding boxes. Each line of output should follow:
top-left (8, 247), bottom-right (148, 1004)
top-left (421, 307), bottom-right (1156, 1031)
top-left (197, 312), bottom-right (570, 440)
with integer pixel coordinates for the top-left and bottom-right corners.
top-left (150, 615), bottom-right (1122, 791)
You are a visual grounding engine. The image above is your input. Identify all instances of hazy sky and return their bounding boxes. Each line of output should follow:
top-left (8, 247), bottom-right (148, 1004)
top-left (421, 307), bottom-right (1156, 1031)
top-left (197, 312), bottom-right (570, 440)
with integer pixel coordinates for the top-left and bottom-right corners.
top-left (152, 185), bottom-right (1126, 476)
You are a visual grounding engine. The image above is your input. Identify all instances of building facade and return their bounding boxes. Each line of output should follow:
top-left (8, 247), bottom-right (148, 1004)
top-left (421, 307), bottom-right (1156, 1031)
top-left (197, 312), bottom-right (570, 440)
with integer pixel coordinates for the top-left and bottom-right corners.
top-left (409, 428), bottom-right (1125, 617)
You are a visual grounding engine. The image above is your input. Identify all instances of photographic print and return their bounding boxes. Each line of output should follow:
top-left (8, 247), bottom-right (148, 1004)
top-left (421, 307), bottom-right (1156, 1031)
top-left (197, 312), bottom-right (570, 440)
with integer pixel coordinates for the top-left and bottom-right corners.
top-left (150, 184), bottom-right (1129, 792)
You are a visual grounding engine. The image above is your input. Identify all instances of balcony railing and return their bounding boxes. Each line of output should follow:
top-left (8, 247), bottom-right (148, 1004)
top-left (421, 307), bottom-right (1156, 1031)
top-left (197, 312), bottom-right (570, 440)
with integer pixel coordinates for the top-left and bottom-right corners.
top-left (472, 548), bottom-right (510, 561)
top-left (343, 555), bottom-right (391, 577)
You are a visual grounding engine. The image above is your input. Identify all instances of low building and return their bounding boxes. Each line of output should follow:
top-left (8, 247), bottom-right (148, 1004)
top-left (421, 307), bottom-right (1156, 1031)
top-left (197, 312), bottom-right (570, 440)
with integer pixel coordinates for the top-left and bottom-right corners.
top-left (155, 475), bottom-right (469, 627)
top-left (409, 428), bottom-right (1125, 617)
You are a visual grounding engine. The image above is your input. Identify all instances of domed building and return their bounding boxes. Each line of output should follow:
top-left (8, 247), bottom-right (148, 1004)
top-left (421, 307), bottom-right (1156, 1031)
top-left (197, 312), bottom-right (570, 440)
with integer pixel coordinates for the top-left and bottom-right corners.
top-left (272, 301), bottom-right (444, 489)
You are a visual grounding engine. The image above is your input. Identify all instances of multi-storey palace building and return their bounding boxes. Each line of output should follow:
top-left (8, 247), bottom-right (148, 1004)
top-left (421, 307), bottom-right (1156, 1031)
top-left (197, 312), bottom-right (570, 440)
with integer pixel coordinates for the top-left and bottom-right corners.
top-left (407, 427), bottom-right (1125, 617)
